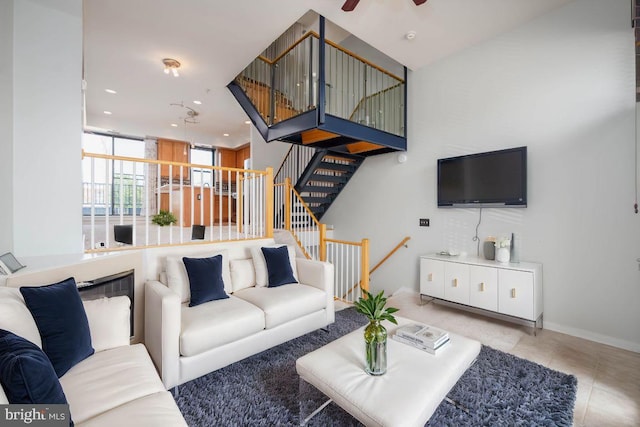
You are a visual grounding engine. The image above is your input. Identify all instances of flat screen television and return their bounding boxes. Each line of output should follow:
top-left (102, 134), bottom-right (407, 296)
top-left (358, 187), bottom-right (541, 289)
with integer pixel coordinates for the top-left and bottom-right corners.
top-left (437, 146), bottom-right (527, 208)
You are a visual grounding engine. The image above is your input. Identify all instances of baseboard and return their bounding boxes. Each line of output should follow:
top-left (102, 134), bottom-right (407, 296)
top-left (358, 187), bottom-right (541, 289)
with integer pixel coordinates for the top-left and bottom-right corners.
top-left (543, 321), bottom-right (640, 353)
top-left (392, 286), bottom-right (416, 296)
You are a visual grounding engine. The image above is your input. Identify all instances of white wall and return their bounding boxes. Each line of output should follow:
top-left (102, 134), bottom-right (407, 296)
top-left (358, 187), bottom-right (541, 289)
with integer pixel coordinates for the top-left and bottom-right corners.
top-left (323, 0), bottom-right (640, 351)
top-left (250, 125), bottom-right (290, 171)
top-left (0, 0), bottom-right (14, 254)
top-left (11, 0), bottom-right (83, 256)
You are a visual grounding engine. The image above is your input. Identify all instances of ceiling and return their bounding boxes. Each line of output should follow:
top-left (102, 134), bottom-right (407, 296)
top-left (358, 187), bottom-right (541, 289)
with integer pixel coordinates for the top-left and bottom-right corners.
top-left (83, 0), bottom-right (573, 148)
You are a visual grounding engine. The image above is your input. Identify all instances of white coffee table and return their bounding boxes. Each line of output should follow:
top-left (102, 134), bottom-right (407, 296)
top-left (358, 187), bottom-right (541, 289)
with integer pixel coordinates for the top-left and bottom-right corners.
top-left (296, 316), bottom-right (481, 427)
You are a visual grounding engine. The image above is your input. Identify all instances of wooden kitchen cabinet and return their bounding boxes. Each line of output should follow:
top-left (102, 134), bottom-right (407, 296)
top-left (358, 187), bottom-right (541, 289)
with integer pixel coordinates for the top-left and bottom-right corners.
top-left (158, 138), bottom-right (189, 183)
top-left (235, 145), bottom-right (250, 168)
top-left (161, 186), bottom-right (234, 227)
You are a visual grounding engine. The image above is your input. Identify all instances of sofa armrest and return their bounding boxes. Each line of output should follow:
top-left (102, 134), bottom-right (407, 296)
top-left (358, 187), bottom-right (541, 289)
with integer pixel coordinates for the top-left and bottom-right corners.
top-left (296, 258), bottom-right (335, 323)
top-left (145, 280), bottom-right (181, 390)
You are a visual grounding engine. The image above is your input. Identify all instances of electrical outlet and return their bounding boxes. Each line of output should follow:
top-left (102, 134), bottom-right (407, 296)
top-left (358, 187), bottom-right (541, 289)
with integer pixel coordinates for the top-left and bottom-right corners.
top-left (419, 218), bottom-right (430, 227)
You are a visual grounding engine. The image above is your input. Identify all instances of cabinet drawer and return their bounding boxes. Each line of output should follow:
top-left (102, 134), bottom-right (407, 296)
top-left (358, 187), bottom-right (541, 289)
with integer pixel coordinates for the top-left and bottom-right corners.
top-left (420, 259), bottom-right (444, 299)
top-left (444, 262), bottom-right (469, 305)
top-left (469, 265), bottom-right (498, 312)
top-left (498, 270), bottom-right (534, 320)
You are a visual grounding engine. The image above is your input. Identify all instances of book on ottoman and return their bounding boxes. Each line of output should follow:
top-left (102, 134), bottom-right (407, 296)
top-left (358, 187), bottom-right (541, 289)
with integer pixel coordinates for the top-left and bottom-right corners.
top-left (395, 323), bottom-right (449, 349)
top-left (392, 333), bottom-right (450, 355)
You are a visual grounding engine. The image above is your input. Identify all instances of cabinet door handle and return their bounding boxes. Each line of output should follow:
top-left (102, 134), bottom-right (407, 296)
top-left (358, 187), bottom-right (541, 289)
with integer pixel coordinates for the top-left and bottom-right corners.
top-left (480, 282), bottom-right (485, 292)
top-left (453, 278), bottom-right (458, 287)
top-left (428, 273), bottom-right (433, 282)
top-left (511, 288), bottom-right (516, 298)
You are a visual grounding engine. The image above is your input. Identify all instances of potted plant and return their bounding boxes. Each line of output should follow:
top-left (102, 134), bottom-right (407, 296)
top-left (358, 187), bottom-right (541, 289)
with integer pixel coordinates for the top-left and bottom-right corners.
top-left (354, 289), bottom-right (398, 376)
top-left (151, 210), bottom-right (177, 226)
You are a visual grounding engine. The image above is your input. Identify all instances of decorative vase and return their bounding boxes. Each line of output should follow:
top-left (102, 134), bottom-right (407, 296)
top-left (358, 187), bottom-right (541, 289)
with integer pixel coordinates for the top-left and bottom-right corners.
top-left (510, 233), bottom-right (519, 263)
top-left (483, 240), bottom-right (495, 260)
top-left (364, 319), bottom-right (387, 376)
top-left (496, 247), bottom-right (510, 263)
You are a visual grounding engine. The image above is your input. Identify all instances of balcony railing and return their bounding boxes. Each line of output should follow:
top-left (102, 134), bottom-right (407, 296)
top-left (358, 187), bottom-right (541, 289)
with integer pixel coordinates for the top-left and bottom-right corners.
top-left (235, 30), bottom-right (405, 137)
top-left (82, 151), bottom-right (273, 252)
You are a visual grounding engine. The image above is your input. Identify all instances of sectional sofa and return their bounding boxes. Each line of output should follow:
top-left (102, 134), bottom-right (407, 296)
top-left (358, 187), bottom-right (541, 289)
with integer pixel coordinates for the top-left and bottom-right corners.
top-left (0, 286), bottom-right (187, 426)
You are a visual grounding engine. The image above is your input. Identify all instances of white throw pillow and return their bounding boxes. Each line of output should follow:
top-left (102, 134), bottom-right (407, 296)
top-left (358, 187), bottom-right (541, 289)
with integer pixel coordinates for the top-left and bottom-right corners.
top-left (83, 296), bottom-right (130, 352)
top-left (250, 245), bottom-right (298, 288)
top-left (0, 287), bottom-right (42, 348)
top-left (229, 258), bottom-right (256, 292)
top-left (165, 250), bottom-right (232, 303)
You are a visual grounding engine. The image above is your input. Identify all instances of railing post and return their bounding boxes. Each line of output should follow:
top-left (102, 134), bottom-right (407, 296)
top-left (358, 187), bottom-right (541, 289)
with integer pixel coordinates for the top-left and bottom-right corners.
top-left (361, 238), bottom-right (370, 293)
top-left (319, 223), bottom-right (327, 262)
top-left (284, 177), bottom-right (292, 231)
top-left (265, 167), bottom-right (274, 238)
top-left (237, 174), bottom-right (244, 234)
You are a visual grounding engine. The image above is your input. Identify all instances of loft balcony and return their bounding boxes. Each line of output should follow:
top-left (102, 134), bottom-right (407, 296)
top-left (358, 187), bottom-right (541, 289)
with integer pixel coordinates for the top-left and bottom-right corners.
top-left (228, 13), bottom-right (407, 156)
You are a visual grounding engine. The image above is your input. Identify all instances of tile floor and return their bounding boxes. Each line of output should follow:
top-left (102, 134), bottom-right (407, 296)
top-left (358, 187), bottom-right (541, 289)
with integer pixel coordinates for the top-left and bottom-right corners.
top-left (380, 290), bottom-right (640, 427)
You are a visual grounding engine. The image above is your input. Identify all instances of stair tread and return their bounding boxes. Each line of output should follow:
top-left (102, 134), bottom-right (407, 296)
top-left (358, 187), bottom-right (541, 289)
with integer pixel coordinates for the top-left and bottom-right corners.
top-left (302, 186), bottom-right (341, 193)
top-left (318, 162), bottom-right (355, 171)
top-left (309, 175), bottom-right (348, 183)
top-left (303, 196), bottom-right (332, 202)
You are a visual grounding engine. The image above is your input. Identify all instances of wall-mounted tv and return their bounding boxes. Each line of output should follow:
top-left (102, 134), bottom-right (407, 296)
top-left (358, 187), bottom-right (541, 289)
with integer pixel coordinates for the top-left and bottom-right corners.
top-left (437, 146), bottom-right (527, 208)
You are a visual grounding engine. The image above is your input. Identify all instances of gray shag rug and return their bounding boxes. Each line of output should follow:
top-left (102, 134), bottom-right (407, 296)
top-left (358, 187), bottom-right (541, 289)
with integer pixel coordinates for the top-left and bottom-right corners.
top-left (174, 308), bottom-right (577, 426)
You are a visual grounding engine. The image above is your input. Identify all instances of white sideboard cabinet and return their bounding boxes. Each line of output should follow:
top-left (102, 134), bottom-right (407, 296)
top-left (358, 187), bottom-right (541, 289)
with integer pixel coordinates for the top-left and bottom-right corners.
top-left (419, 255), bottom-right (543, 330)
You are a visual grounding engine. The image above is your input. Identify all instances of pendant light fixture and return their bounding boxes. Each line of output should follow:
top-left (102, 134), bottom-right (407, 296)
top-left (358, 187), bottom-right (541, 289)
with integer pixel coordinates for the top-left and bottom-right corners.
top-left (162, 58), bottom-right (181, 77)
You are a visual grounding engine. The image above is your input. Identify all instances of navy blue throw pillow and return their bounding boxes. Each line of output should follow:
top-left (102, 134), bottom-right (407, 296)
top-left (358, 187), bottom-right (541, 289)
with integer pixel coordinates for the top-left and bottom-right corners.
top-left (20, 278), bottom-right (94, 378)
top-left (0, 329), bottom-right (68, 404)
top-left (261, 246), bottom-right (298, 288)
top-left (183, 255), bottom-right (229, 307)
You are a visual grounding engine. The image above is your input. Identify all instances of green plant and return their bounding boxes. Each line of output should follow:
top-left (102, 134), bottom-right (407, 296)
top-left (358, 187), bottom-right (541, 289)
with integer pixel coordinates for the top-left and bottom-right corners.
top-left (354, 289), bottom-right (398, 324)
top-left (151, 210), bottom-right (177, 226)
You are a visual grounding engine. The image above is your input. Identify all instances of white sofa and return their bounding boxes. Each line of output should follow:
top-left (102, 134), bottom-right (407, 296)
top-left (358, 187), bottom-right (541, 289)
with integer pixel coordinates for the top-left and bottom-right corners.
top-left (0, 287), bottom-right (187, 427)
top-left (144, 238), bottom-right (335, 390)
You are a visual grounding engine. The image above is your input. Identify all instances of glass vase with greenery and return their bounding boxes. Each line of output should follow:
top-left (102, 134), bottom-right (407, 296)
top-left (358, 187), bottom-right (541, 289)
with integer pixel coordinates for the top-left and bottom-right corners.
top-left (354, 289), bottom-right (398, 376)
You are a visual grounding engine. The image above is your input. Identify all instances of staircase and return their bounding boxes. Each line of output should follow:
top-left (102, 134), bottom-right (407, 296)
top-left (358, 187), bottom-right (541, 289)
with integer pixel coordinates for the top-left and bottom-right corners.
top-left (295, 150), bottom-right (364, 220)
top-left (229, 14), bottom-right (407, 220)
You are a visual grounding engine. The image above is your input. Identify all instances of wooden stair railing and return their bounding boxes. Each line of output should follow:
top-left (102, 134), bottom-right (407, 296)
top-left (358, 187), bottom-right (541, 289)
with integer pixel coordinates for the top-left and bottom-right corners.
top-left (341, 236), bottom-right (411, 300)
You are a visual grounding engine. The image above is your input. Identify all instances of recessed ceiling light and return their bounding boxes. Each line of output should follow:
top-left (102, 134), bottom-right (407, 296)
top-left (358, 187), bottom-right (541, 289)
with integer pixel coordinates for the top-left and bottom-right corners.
top-left (103, 111), bottom-right (112, 115)
top-left (171, 123), bottom-right (178, 127)
top-left (105, 89), bottom-right (117, 94)
top-left (193, 100), bottom-right (202, 105)
top-left (244, 120), bottom-right (251, 125)
top-left (405, 30), bottom-right (417, 40)
top-left (223, 133), bottom-right (229, 137)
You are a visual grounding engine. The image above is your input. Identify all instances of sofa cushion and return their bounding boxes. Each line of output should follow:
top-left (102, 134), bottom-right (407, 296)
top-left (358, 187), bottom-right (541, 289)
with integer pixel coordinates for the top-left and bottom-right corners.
top-left (82, 296), bottom-right (131, 353)
top-left (233, 284), bottom-right (326, 329)
top-left (250, 245), bottom-right (297, 287)
top-left (0, 287), bottom-right (42, 348)
top-left (180, 296), bottom-right (265, 357)
top-left (183, 255), bottom-right (229, 307)
top-left (20, 277), bottom-right (94, 377)
top-left (261, 246), bottom-right (298, 288)
top-left (0, 329), bottom-right (68, 404)
top-left (166, 250), bottom-right (231, 303)
top-left (229, 258), bottom-right (256, 292)
top-left (60, 343), bottom-right (165, 425)
top-left (75, 391), bottom-right (187, 427)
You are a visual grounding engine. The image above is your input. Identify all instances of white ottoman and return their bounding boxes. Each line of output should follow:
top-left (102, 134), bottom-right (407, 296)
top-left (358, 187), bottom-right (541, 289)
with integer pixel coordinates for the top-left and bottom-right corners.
top-left (296, 317), bottom-right (481, 427)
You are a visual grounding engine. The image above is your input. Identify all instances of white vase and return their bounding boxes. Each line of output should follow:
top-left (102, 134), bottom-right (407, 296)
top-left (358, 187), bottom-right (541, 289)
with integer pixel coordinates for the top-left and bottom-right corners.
top-left (496, 247), bottom-right (510, 263)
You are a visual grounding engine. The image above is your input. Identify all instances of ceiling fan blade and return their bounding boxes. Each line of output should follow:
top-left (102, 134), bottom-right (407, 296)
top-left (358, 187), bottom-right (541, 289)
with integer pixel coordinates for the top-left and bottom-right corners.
top-left (342, 0), bottom-right (360, 12)
top-left (413, 0), bottom-right (428, 5)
